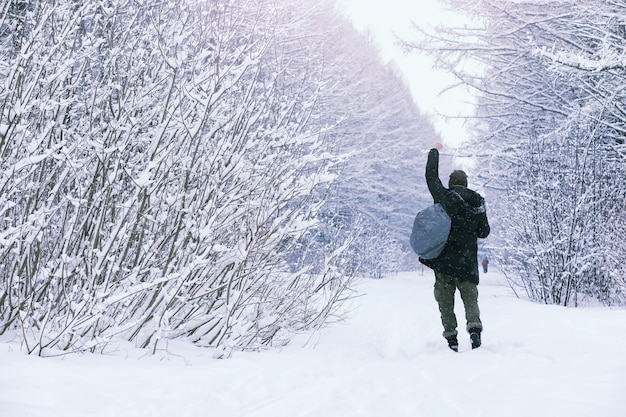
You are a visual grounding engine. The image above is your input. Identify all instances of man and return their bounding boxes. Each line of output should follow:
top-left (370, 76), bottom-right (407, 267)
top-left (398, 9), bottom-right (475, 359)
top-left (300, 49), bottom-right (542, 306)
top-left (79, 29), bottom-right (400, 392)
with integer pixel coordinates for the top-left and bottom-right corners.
top-left (419, 148), bottom-right (490, 352)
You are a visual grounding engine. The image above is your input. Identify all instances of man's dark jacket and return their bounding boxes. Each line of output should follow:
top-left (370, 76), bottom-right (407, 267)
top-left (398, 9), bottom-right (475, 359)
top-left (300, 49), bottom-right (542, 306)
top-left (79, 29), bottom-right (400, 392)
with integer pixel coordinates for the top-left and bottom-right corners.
top-left (419, 149), bottom-right (490, 284)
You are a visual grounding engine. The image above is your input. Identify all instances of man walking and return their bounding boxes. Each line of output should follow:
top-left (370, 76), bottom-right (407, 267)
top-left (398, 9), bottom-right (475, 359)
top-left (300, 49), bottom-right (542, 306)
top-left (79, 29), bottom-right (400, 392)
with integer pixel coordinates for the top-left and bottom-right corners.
top-left (419, 148), bottom-right (490, 351)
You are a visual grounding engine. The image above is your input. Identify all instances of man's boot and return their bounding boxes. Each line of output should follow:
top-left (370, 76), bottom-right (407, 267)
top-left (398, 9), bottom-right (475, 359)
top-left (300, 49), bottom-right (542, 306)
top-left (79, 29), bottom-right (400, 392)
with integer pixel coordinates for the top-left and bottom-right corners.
top-left (445, 335), bottom-right (459, 352)
top-left (469, 328), bottom-right (481, 349)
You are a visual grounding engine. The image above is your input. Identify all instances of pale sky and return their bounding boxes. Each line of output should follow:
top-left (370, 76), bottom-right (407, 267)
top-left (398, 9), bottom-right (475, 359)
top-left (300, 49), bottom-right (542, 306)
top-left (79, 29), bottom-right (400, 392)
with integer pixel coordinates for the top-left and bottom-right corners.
top-left (338, 0), bottom-right (475, 147)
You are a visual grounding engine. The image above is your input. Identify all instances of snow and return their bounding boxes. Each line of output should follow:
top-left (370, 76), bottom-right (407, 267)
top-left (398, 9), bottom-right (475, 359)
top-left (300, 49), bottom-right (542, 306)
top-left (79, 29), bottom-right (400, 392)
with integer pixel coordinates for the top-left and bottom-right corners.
top-left (2, 268), bottom-right (625, 417)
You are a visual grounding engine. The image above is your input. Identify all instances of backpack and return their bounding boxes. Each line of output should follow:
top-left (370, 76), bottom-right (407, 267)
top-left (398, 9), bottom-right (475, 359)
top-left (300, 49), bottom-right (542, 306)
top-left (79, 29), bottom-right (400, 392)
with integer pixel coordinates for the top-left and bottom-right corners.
top-left (409, 203), bottom-right (451, 259)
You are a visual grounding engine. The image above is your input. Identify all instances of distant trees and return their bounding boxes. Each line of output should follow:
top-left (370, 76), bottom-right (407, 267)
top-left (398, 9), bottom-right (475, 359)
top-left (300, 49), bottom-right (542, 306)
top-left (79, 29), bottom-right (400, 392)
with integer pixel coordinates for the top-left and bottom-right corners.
top-left (405, 0), bottom-right (626, 305)
top-left (308, 14), bottom-right (438, 278)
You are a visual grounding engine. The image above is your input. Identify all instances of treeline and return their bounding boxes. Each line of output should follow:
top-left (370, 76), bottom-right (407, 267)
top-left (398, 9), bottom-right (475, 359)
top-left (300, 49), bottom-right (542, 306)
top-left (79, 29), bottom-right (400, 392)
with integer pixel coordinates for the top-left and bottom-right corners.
top-left (0, 0), bottom-right (434, 355)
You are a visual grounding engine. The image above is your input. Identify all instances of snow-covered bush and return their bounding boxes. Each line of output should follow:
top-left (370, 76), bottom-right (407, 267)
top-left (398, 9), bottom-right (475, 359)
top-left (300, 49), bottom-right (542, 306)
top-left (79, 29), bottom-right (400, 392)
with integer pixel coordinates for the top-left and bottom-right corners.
top-left (0, 0), bottom-right (355, 355)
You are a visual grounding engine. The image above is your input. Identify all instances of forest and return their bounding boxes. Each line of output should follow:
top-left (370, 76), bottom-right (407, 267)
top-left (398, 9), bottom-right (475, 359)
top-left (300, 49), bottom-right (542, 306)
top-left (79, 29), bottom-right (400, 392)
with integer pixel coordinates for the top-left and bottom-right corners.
top-left (1, 0), bottom-right (624, 356)
top-left (0, 0), bottom-right (435, 355)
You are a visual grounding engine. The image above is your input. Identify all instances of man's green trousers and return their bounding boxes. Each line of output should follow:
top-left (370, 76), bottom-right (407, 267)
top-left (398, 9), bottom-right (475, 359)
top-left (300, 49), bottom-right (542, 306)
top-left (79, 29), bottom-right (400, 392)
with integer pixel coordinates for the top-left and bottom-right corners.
top-left (434, 272), bottom-right (482, 337)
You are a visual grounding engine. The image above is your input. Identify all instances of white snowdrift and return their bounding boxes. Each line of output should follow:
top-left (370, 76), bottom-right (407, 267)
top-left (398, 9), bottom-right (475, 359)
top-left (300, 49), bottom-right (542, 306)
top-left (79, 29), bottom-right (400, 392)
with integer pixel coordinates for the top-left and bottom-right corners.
top-left (1, 268), bottom-right (625, 417)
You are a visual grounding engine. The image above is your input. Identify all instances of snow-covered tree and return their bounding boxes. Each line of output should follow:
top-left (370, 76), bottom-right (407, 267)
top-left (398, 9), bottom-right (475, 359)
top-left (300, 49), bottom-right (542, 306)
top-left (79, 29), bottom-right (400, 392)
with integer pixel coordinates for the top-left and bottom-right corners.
top-left (0, 0), bottom-right (357, 355)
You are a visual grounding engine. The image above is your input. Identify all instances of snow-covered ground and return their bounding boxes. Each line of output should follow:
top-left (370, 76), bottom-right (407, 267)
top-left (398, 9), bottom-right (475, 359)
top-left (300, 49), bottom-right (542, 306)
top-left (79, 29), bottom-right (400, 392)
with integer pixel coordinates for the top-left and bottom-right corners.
top-left (2, 268), bottom-right (625, 417)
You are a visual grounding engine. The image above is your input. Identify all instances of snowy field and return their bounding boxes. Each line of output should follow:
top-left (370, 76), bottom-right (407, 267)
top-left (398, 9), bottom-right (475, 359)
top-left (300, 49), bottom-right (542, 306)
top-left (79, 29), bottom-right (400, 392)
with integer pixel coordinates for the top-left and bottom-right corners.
top-left (2, 268), bottom-right (625, 417)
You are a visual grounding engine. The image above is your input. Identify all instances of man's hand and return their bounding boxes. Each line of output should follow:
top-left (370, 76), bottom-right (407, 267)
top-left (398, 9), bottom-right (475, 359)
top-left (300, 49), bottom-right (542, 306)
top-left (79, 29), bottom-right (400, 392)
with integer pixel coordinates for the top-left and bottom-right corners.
top-left (433, 142), bottom-right (444, 151)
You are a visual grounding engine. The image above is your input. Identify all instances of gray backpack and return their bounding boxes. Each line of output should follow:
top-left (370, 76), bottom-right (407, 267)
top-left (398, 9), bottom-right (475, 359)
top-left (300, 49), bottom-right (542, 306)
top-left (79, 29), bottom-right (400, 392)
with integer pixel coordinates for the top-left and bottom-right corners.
top-left (410, 203), bottom-right (451, 259)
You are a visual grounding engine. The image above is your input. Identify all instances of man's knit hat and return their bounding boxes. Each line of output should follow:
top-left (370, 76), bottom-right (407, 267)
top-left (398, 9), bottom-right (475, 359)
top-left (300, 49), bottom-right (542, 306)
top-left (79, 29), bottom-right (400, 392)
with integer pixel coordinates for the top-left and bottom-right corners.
top-left (449, 170), bottom-right (468, 188)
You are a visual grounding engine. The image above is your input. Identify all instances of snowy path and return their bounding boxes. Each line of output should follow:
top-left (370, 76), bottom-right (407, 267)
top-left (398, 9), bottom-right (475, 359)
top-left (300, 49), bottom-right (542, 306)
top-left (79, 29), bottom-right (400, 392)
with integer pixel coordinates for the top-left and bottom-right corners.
top-left (2, 269), bottom-right (625, 417)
